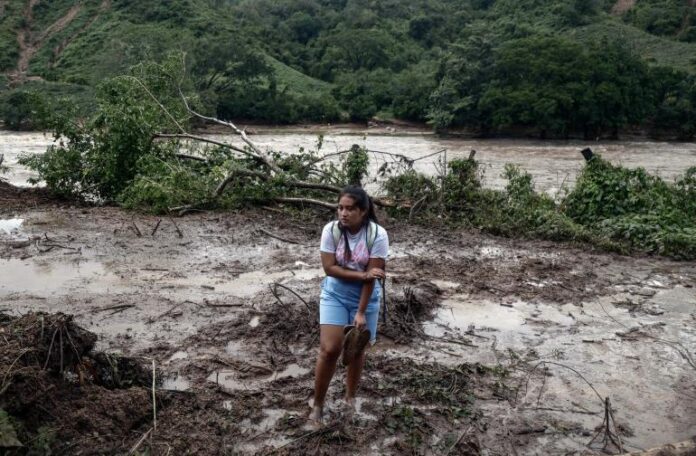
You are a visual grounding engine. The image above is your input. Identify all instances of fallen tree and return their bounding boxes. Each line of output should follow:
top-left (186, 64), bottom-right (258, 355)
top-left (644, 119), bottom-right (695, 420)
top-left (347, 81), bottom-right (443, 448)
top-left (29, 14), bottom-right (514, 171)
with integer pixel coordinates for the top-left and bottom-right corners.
top-left (18, 53), bottom-right (408, 214)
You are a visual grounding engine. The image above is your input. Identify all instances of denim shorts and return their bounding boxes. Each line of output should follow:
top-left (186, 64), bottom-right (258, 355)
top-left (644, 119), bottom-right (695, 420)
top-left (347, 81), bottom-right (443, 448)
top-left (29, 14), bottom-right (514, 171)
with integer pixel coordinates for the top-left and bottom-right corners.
top-left (319, 276), bottom-right (381, 343)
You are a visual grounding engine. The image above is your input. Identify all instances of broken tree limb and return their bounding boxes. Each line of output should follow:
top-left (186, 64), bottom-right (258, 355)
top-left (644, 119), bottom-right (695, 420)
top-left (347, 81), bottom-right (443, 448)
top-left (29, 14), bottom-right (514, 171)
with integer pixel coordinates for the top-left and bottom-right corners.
top-left (274, 197), bottom-right (336, 210)
top-left (178, 88), bottom-right (283, 175)
top-left (155, 133), bottom-right (250, 157)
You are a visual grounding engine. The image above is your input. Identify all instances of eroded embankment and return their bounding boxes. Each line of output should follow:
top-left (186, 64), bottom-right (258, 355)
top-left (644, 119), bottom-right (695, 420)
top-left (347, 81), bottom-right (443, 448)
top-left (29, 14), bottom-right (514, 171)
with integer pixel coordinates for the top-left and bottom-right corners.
top-left (0, 193), bottom-right (695, 454)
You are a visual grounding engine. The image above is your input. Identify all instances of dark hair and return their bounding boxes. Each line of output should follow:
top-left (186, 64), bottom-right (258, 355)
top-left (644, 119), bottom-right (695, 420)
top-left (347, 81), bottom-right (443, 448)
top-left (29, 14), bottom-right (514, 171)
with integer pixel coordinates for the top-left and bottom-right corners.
top-left (337, 185), bottom-right (377, 261)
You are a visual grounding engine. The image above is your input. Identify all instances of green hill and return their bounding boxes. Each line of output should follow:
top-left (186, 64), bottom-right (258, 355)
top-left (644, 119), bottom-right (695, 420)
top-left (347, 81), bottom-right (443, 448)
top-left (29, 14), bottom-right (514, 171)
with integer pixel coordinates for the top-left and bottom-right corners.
top-left (1, 0), bottom-right (695, 136)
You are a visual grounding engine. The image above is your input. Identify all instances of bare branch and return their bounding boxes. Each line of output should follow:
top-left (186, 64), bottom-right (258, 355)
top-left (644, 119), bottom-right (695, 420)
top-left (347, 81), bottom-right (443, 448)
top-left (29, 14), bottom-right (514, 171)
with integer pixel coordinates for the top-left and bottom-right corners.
top-left (154, 133), bottom-right (250, 157)
top-left (274, 197), bottom-right (336, 210)
top-left (177, 88), bottom-right (283, 175)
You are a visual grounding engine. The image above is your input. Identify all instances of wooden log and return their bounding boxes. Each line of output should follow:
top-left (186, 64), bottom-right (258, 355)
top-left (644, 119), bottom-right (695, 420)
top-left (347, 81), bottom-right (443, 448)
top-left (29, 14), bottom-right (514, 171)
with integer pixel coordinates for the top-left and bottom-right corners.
top-left (618, 438), bottom-right (696, 456)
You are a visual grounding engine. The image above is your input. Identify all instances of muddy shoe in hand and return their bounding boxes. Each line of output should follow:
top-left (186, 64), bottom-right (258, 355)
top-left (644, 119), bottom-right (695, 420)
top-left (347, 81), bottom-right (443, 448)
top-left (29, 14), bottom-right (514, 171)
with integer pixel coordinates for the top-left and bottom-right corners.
top-left (341, 325), bottom-right (371, 367)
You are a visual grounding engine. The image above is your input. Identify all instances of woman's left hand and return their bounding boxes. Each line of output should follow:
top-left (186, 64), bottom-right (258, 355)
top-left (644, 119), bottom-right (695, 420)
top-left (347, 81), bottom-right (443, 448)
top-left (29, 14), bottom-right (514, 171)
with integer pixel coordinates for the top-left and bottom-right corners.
top-left (353, 311), bottom-right (367, 331)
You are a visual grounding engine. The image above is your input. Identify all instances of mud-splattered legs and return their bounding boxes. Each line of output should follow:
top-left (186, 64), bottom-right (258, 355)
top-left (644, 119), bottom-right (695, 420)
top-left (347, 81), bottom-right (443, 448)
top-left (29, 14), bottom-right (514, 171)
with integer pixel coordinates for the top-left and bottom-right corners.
top-left (310, 325), bottom-right (343, 422)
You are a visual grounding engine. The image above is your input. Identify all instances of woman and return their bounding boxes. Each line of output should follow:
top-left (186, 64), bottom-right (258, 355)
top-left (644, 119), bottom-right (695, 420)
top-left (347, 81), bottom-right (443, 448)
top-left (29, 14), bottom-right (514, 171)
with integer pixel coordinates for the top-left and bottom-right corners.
top-left (310, 185), bottom-right (389, 423)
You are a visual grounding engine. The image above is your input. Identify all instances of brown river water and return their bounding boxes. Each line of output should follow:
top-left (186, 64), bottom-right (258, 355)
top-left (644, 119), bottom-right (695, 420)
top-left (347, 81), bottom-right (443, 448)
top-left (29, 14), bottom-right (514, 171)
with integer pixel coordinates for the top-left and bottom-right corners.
top-left (2, 128), bottom-right (695, 195)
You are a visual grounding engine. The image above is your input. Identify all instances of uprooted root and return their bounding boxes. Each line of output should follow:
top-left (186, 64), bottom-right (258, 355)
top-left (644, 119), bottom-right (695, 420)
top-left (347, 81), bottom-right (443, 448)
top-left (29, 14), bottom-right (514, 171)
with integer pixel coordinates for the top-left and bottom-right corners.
top-left (0, 312), bottom-right (97, 377)
top-left (0, 312), bottom-right (174, 454)
top-left (380, 280), bottom-right (442, 343)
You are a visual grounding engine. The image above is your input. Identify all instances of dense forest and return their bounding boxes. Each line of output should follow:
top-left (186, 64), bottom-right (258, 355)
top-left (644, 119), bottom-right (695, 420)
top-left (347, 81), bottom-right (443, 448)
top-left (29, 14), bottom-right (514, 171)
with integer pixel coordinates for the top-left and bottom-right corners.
top-left (1, 0), bottom-right (696, 138)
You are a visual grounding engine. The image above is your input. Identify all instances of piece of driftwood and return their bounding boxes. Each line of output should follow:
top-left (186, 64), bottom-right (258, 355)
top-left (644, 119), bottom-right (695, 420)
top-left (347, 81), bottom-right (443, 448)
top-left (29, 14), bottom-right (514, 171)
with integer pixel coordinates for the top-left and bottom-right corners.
top-left (618, 439), bottom-right (696, 456)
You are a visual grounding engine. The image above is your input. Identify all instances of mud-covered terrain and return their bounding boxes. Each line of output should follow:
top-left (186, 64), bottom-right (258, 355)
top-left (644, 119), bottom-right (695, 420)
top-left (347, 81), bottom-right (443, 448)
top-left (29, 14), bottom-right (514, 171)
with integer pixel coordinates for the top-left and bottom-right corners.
top-left (1, 186), bottom-right (695, 455)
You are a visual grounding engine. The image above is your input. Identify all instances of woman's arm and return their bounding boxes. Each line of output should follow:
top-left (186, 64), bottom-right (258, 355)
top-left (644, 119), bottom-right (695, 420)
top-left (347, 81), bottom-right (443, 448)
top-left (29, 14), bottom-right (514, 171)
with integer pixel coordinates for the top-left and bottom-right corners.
top-left (321, 252), bottom-right (385, 282)
top-left (354, 257), bottom-right (386, 329)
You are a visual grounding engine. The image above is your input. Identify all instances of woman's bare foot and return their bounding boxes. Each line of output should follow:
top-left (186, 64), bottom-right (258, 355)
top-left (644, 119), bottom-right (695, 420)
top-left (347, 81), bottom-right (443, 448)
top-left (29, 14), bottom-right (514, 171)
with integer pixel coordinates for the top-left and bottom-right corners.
top-left (308, 405), bottom-right (324, 425)
top-left (343, 396), bottom-right (357, 413)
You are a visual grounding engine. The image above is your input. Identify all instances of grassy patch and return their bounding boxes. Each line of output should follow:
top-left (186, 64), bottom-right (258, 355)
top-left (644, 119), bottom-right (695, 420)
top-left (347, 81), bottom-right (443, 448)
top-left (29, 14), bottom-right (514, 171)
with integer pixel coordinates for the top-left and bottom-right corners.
top-left (573, 20), bottom-right (696, 73)
top-left (265, 54), bottom-right (333, 97)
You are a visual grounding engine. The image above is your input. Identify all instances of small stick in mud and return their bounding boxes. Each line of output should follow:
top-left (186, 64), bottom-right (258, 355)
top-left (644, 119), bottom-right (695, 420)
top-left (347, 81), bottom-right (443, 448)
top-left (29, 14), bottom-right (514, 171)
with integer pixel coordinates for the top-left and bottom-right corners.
top-left (151, 218), bottom-right (162, 236)
top-left (257, 227), bottom-right (301, 244)
top-left (152, 359), bottom-right (157, 432)
top-left (43, 243), bottom-right (80, 251)
top-left (588, 397), bottom-right (624, 453)
top-left (270, 283), bottom-right (312, 314)
top-left (93, 304), bottom-right (135, 314)
top-left (269, 422), bottom-right (340, 454)
top-left (131, 217), bottom-right (142, 237)
top-left (150, 301), bottom-right (185, 322)
top-left (128, 428), bottom-right (152, 455)
top-left (168, 217), bottom-right (183, 237)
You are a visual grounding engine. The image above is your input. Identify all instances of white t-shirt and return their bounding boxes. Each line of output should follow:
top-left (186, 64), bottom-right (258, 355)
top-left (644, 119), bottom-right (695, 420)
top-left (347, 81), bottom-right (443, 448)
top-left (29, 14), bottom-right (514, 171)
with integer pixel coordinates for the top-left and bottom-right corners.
top-left (320, 221), bottom-right (389, 272)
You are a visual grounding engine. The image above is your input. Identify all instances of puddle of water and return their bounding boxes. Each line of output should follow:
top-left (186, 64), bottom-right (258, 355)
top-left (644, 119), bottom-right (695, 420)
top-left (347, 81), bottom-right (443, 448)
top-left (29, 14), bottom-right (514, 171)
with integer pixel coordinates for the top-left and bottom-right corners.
top-left (434, 295), bottom-right (575, 335)
top-left (225, 340), bottom-right (246, 356)
top-left (431, 280), bottom-right (459, 290)
top-left (207, 371), bottom-right (248, 391)
top-left (161, 374), bottom-right (190, 391)
top-left (274, 363), bottom-right (309, 380)
top-left (207, 363), bottom-right (310, 392)
top-left (166, 268), bottom-right (324, 298)
top-left (0, 256), bottom-right (323, 301)
top-left (0, 218), bottom-right (23, 235)
top-left (435, 296), bottom-right (527, 332)
top-left (0, 259), bottom-right (108, 295)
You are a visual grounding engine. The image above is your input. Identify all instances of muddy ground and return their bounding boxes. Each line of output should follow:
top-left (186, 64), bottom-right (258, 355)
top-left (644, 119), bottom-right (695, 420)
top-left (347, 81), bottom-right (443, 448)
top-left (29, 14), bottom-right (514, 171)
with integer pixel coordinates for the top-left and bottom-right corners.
top-left (0, 185), bottom-right (695, 455)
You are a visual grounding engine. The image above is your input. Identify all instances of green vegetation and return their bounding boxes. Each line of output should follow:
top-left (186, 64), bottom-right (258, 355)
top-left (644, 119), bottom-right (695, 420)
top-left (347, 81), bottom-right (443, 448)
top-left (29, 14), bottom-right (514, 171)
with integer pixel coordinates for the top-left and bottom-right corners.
top-left (383, 154), bottom-right (696, 259)
top-left (1, 0), bottom-right (696, 136)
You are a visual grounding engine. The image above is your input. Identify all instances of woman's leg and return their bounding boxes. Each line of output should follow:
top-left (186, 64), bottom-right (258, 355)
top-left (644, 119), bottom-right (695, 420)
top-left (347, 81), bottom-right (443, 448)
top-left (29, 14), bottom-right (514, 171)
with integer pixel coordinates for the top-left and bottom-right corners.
top-left (344, 307), bottom-right (378, 407)
top-left (310, 324), bottom-right (344, 422)
top-left (345, 350), bottom-right (366, 407)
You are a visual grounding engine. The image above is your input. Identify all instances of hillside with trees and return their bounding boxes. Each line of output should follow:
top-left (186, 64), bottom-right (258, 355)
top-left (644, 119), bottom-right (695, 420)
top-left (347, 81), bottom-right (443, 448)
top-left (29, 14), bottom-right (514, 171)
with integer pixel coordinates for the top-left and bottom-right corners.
top-left (1, 0), bottom-right (695, 138)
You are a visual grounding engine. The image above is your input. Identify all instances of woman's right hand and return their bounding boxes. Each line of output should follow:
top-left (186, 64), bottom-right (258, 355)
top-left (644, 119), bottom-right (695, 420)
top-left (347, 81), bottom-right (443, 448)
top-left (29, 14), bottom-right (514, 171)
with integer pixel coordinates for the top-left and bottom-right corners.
top-left (363, 267), bottom-right (385, 281)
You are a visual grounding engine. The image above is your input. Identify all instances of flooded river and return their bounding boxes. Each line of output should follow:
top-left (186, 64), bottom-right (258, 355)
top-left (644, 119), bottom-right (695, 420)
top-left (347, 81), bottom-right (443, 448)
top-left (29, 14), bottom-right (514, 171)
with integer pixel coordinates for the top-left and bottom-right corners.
top-left (2, 129), bottom-right (695, 195)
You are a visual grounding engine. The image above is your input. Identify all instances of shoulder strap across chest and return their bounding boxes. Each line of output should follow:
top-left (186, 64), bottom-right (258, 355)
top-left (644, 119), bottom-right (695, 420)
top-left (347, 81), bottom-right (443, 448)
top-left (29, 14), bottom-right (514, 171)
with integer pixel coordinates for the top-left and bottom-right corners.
top-left (332, 221), bottom-right (378, 253)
